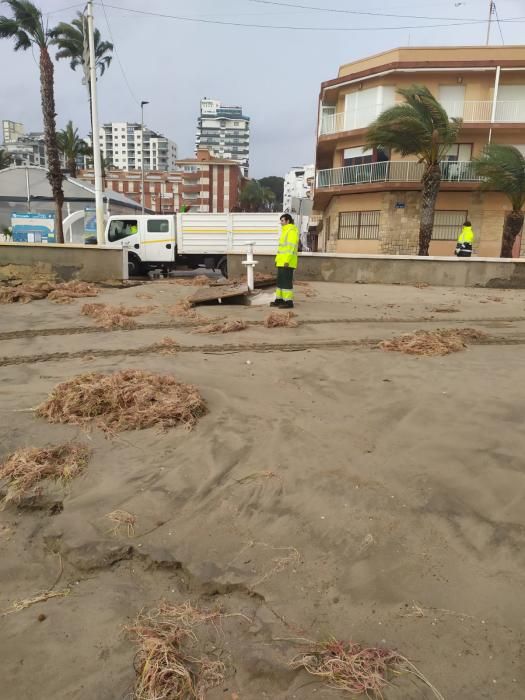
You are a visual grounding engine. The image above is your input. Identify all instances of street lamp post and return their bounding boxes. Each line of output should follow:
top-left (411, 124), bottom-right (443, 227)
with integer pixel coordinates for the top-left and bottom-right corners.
top-left (141, 100), bottom-right (149, 214)
top-left (87, 0), bottom-right (105, 245)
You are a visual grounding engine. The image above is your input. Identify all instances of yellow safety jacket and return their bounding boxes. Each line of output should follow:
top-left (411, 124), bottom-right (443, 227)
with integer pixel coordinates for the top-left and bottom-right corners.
top-left (275, 223), bottom-right (299, 268)
top-left (458, 226), bottom-right (474, 245)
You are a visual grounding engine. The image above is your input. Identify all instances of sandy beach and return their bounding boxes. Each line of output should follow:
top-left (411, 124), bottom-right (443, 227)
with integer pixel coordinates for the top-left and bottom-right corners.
top-left (1, 277), bottom-right (524, 699)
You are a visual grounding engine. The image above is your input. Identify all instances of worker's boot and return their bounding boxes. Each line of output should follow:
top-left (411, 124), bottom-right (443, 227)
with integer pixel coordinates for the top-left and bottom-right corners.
top-left (280, 301), bottom-right (294, 309)
top-left (270, 299), bottom-right (284, 307)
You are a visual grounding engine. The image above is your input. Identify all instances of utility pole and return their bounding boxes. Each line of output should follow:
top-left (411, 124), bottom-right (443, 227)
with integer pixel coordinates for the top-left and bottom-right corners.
top-left (141, 100), bottom-right (149, 214)
top-left (486, 0), bottom-right (494, 45)
top-left (87, 0), bottom-right (105, 245)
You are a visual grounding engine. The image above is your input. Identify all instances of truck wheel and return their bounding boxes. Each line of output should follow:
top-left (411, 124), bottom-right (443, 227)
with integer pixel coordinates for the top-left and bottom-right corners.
top-left (218, 258), bottom-right (228, 279)
top-left (128, 254), bottom-right (142, 277)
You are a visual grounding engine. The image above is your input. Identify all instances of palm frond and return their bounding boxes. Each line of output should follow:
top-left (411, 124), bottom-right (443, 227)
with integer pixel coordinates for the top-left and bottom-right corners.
top-left (13, 27), bottom-right (30, 49)
top-left (0, 15), bottom-right (18, 37)
top-left (474, 144), bottom-right (525, 211)
top-left (2, 0), bottom-right (46, 46)
top-left (366, 84), bottom-right (461, 166)
top-left (50, 10), bottom-right (113, 77)
top-left (57, 120), bottom-right (89, 160)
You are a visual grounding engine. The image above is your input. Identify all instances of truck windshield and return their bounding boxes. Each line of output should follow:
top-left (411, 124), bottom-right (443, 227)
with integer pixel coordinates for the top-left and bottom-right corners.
top-left (108, 219), bottom-right (138, 242)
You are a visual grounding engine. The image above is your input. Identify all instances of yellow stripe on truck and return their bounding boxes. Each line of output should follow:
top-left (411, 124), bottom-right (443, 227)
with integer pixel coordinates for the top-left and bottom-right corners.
top-left (182, 228), bottom-right (227, 233)
top-left (143, 239), bottom-right (173, 244)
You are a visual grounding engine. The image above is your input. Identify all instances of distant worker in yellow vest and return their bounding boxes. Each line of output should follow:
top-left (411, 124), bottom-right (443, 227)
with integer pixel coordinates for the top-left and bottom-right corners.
top-left (270, 213), bottom-right (300, 309)
top-left (455, 220), bottom-right (474, 257)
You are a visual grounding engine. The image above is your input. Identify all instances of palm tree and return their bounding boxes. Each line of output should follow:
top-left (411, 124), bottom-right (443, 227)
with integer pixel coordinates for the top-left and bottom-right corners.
top-left (50, 12), bottom-right (112, 127)
top-left (57, 121), bottom-right (88, 178)
top-left (240, 180), bottom-right (276, 212)
top-left (366, 85), bottom-right (461, 255)
top-left (0, 0), bottom-right (65, 243)
top-left (0, 148), bottom-right (11, 169)
top-left (474, 145), bottom-right (525, 258)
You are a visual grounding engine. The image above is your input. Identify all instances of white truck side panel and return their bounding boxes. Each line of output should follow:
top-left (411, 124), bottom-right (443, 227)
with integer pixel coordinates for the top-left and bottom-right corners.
top-left (230, 213), bottom-right (280, 254)
top-left (176, 213), bottom-right (230, 254)
top-left (176, 213), bottom-right (280, 255)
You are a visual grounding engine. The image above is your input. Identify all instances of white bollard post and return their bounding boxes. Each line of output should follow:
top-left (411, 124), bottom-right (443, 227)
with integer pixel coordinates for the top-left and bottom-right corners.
top-left (241, 241), bottom-right (258, 291)
top-left (122, 241), bottom-right (130, 280)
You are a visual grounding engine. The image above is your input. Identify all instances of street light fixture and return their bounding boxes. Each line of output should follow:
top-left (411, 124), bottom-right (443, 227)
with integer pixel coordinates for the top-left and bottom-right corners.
top-left (141, 100), bottom-right (149, 214)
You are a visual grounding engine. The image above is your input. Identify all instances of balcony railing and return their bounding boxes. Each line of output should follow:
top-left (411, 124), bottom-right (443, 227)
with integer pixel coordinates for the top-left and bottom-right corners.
top-left (441, 100), bottom-right (525, 122)
top-left (320, 100), bottom-right (525, 135)
top-left (316, 160), bottom-right (480, 188)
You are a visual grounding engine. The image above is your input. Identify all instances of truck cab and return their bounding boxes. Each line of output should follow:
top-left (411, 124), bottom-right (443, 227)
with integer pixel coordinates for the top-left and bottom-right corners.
top-left (105, 214), bottom-right (176, 276)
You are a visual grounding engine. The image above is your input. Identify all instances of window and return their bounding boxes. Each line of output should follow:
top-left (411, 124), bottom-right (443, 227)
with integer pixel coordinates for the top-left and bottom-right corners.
top-left (438, 85), bottom-right (465, 119)
top-left (344, 86), bottom-right (395, 130)
top-left (108, 219), bottom-right (138, 242)
top-left (495, 86), bottom-right (525, 120)
top-left (442, 143), bottom-right (472, 162)
top-left (147, 219), bottom-right (170, 233)
top-left (338, 211), bottom-right (380, 240)
top-left (343, 146), bottom-right (388, 167)
top-left (433, 210), bottom-right (467, 241)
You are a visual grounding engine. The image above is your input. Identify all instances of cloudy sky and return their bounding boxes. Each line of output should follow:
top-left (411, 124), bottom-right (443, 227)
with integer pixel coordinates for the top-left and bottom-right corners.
top-left (1, 0), bottom-right (524, 177)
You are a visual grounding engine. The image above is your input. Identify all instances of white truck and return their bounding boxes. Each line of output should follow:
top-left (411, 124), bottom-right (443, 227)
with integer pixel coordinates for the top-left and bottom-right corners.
top-left (103, 212), bottom-right (282, 278)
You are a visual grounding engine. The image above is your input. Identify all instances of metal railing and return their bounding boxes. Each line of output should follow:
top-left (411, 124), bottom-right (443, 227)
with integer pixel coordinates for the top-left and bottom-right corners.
top-left (442, 100), bottom-right (525, 122)
top-left (320, 100), bottom-right (525, 135)
top-left (320, 112), bottom-right (348, 135)
top-left (316, 160), bottom-right (480, 188)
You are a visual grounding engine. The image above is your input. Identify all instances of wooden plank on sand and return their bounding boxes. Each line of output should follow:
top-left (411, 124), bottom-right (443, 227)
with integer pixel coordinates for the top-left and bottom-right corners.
top-left (211, 275), bottom-right (276, 289)
top-left (189, 284), bottom-right (250, 306)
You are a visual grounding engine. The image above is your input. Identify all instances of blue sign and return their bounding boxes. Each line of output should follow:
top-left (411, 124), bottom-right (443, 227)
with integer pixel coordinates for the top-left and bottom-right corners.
top-left (84, 208), bottom-right (96, 233)
top-left (11, 212), bottom-right (56, 243)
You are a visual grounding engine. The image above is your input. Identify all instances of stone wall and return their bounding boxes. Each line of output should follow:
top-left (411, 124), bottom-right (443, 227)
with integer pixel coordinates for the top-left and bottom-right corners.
top-left (228, 252), bottom-right (525, 289)
top-left (0, 243), bottom-right (126, 282)
top-left (379, 192), bottom-right (420, 255)
top-left (319, 188), bottom-right (520, 258)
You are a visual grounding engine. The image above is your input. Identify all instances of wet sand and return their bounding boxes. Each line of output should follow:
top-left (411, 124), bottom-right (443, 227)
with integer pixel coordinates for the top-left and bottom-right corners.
top-left (1, 279), bottom-right (524, 699)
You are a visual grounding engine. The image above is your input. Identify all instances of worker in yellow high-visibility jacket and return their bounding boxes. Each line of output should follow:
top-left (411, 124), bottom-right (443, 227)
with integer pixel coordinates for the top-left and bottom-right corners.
top-left (455, 220), bottom-right (475, 257)
top-left (270, 213), bottom-right (300, 309)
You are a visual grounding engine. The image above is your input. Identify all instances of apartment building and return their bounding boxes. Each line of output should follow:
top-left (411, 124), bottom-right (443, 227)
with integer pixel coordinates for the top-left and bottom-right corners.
top-left (314, 46), bottom-right (525, 257)
top-left (2, 120), bottom-right (25, 144)
top-left (283, 165), bottom-right (315, 212)
top-left (195, 98), bottom-right (250, 176)
top-left (99, 122), bottom-right (177, 171)
top-left (78, 149), bottom-right (243, 213)
top-left (2, 120), bottom-right (47, 167)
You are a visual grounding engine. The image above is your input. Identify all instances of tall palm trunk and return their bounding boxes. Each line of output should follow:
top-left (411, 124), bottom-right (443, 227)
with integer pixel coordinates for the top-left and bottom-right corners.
top-left (68, 158), bottom-right (78, 178)
top-left (500, 210), bottom-right (524, 258)
top-left (418, 163), bottom-right (441, 256)
top-left (40, 46), bottom-right (64, 244)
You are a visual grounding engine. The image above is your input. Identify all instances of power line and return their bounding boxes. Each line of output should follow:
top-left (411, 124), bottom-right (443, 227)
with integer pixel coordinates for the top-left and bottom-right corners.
top-left (98, 0), bottom-right (140, 105)
top-left (95, 3), bottom-right (525, 32)
top-left (44, 3), bottom-right (86, 16)
top-left (248, 0), bottom-right (481, 22)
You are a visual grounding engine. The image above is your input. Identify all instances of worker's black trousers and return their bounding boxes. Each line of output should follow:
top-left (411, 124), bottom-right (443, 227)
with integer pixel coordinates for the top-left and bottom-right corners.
top-left (276, 266), bottom-right (294, 301)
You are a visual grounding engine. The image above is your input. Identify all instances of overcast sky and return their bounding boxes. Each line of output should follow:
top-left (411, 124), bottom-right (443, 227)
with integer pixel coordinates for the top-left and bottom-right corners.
top-left (1, 0), bottom-right (524, 177)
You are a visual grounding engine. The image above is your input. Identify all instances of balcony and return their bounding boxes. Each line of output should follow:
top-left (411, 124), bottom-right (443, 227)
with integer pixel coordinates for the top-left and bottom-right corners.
top-left (316, 160), bottom-right (480, 189)
top-left (320, 100), bottom-right (525, 136)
